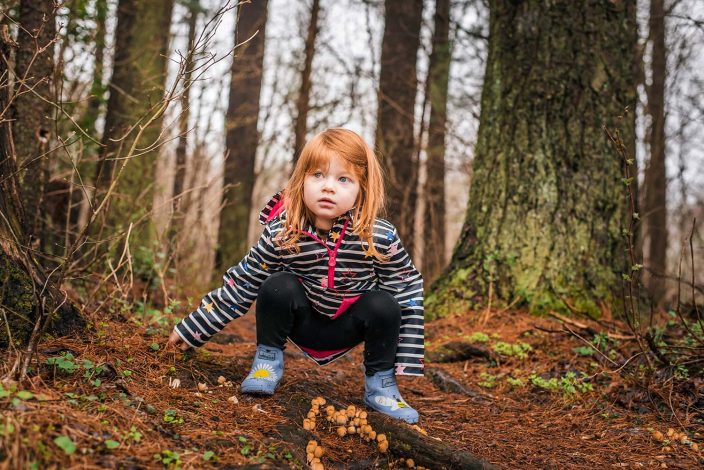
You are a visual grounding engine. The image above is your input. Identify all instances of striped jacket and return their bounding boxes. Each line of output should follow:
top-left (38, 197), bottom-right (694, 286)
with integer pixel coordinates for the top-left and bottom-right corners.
top-left (174, 192), bottom-right (425, 376)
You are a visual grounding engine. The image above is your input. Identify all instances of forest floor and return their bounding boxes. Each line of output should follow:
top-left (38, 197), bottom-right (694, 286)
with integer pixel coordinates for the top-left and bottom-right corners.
top-left (2, 290), bottom-right (704, 469)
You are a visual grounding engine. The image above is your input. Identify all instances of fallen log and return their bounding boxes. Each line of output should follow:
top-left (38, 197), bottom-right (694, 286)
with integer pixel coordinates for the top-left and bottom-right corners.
top-left (424, 367), bottom-right (491, 401)
top-left (426, 341), bottom-right (491, 363)
top-left (275, 386), bottom-right (497, 470)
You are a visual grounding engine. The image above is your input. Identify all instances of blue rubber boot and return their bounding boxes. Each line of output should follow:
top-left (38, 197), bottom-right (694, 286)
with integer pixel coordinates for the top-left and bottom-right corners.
top-left (364, 369), bottom-right (419, 423)
top-left (240, 345), bottom-right (284, 395)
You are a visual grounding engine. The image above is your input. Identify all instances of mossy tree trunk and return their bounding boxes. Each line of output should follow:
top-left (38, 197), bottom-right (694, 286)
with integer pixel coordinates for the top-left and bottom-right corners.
top-left (0, 35), bottom-right (84, 360)
top-left (215, 0), bottom-right (268, 274)
top-left (427, 0), bottom-right (637, 319)
top-left (375, 0), bottom-right (424, 256)
top-left (94, 0), bottom-right (174, 255)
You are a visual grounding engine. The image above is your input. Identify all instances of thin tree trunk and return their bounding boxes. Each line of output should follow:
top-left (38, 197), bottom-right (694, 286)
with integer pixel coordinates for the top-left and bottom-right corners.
top-left (170, 2), bottom-right (199, 249)
top-left (94, 0), bottom-right (174, 253)
top-left (216, 0), bottom-right (268, 274)
top-left (375, 0), bottom-right (423, 256)
top-left (78, 0), bottom-right (108, 139)
top-left (292, 0), bottom-right (320, 164)
top-left (422, 0), bottom-right (451, 283)
top-left (643, 0), bottom-right (667, 307)
top-left (427, 0), bottom-right (637, 319)
top-left (12, 0), bottom-right (56, 247)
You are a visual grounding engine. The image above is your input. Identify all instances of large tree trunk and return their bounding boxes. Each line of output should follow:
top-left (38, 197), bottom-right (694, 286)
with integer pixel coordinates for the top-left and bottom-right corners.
top-left (12, 0), bottom-right (56, 248)
top-left (94, 0), bottom-right (174, 253)
top-left (427, 0), bottom-right (637, 319)
top-left (215, 0), bottom-right (268, 274)
top-left (292, 0), bottom-right (320, 164)
top-left (422, 0), bottom-right (451, 283)
top-left (0, 33), bottom-right (83, 368)
top-left (642, 0), bottom-right (667, 307)
top-left (375, 0), bottom-right (423, 256)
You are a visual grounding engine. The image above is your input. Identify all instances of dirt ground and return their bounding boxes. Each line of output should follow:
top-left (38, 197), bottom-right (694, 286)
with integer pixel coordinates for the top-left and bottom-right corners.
top-left (1, 297), bottom-right (703, 469)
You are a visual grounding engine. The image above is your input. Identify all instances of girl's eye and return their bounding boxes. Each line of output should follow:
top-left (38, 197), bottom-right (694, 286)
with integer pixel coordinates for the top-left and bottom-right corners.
top-left (313, 171), bottom-right (323, 178)
top-left (339, 176), bottom-right (349, 183)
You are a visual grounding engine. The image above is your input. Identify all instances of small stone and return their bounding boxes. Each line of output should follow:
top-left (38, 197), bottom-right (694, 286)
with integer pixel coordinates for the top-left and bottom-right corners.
top-left (227, 395), bottom-right (238, 404)
top-left (197, 382), bottom-right (207, 392)
top-left (217, 376), bottom-right (226, 384)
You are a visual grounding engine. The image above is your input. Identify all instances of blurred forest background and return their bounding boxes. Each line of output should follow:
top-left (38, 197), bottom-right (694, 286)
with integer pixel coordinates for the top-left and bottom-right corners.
top-left (1, 1), bottom-right (704, 468)
top-left (0, 0), bottom-right (702, 358)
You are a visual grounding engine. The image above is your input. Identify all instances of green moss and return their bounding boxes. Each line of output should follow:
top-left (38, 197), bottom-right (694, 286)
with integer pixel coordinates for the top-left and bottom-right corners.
top-left (1, 251), bottom-right (85, 349)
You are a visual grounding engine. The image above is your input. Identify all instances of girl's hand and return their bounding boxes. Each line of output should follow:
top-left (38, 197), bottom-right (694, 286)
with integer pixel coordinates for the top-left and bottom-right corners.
top-left (166, 329), bottom-right (191, 351)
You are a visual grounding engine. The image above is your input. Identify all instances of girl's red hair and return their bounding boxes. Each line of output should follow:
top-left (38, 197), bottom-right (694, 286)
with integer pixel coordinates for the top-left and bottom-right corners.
top-left (277, 128), bottom-right (387, 260)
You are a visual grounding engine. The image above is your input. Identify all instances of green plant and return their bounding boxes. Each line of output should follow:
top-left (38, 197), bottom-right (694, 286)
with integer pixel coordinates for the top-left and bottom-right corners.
top-left (465, 332), bottom-right (490, 343)
top-left (529, 372), bottom-right (593, 397)
top-left (163, 409), bottom-right (184, 425)
top-left (123, 426), bottom-right (142, 443)
top-left (53, 436), bottom-right (76, 455)
top-left (154, 450), bottom-right (182, 469)
top-left (492, 341), bottom-right (533, 359)
top-left (506, 376), bottom-right (524, 387)
top-left (478, 372), bottom-right (497, 388)
top-left (573, 346), bottom-right (594, 356)
top-left (45, 353), bottom-right (81, 374)
top-left (104, 440), bottom-right (120, 449)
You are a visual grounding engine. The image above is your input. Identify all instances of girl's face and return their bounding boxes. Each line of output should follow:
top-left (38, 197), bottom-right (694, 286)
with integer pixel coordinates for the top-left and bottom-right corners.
top-left (303, 153), bottom-right (361, 231)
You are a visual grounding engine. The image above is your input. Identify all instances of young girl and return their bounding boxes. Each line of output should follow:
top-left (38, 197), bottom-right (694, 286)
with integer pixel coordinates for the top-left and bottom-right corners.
top-left (167, 128), bottom-right (424, 424)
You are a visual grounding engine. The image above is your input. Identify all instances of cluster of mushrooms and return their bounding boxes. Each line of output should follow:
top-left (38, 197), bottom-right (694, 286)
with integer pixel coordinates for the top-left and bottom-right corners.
top-left (301, 396), bottom-right (430, 469)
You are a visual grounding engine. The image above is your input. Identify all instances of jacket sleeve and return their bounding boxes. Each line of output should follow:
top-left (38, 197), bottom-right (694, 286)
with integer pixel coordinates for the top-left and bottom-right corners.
top-left (174, 223), bottom-right (282, 347)
top-left (373, 225), bottom-right (425, 376)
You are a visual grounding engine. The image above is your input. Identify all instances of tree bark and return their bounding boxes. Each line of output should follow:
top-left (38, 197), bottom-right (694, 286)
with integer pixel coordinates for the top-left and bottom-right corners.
top-left (78, 0), bottom-right (108, 139)
top-left (427, 0), bottom-right (637, 319)
top-left (375, 0), bottom-right (423, 256)
top-left (12, 0), bottom-right (56, 247)
top-left (170, 1), bottom-right (200, 249)
top-left (215, 0), bottom-right (268, 274)
top-left (642, 0), bottom-right (667, 307)
top-left (422, 0), bottom-right (451, 283)
top-left (94, 0), bottom-right (174, 253)
top-left (292, 0), bottom-right (320, 164)
top-left (0, 33), bottom-right (84, 360)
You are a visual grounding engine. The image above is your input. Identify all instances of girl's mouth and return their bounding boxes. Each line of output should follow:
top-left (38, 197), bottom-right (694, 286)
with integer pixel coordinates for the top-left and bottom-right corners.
top-left (318, 198), bottom-right (335, 207)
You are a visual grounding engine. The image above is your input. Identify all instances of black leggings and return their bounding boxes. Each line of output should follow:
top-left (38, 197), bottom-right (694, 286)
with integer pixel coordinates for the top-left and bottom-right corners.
top-left (255, 271), bottom-right (401, 375)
